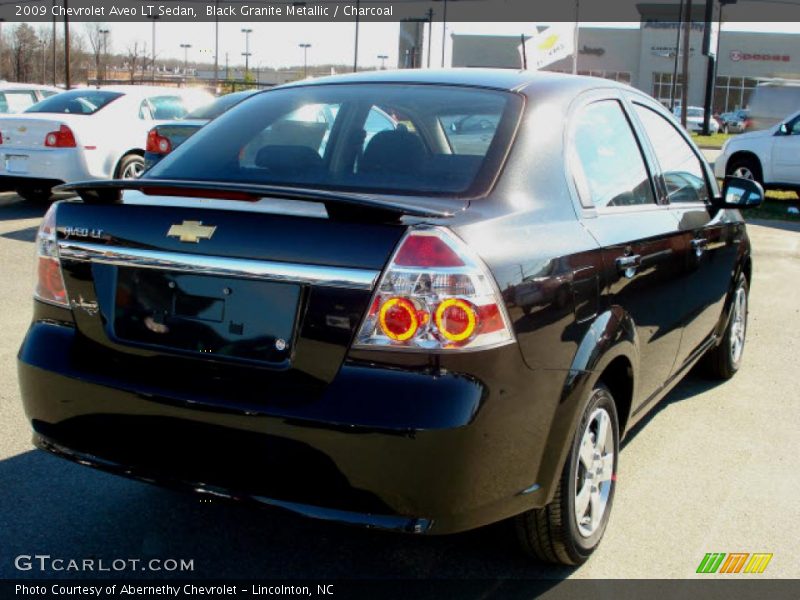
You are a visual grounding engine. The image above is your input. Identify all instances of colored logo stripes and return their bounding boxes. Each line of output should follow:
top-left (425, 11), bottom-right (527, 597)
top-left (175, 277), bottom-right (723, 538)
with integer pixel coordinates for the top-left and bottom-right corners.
top-left (696, 552), bottom-right (773, 574)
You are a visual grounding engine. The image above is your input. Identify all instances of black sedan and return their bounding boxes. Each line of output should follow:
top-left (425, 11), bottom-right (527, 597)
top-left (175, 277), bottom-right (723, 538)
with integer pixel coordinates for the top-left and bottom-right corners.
top-left (144, 89), bottom-right (260, 169)
top-left (18, 69), bottom-right (762, 565)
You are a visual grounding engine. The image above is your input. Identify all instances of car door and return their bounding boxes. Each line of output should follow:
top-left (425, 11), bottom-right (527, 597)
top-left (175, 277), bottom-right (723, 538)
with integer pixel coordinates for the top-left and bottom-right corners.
top-left (569, 94), bottom-right (687, 408)
top-left (771, 113), bottom-right (800, 184)
top-left (630, 99), bottom-right (741, 367)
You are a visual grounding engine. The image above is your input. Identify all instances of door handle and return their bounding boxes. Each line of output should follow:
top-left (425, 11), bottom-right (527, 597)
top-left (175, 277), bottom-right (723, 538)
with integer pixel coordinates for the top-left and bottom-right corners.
top-left (616, 254), bottom-right (642, 278)
top-left (691, 237), bottom-right (708, 256)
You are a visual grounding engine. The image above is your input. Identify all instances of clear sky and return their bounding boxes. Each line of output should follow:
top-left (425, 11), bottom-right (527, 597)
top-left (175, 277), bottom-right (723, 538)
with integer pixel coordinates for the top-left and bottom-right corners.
top-left (43, 20), bottom-right (800, 71)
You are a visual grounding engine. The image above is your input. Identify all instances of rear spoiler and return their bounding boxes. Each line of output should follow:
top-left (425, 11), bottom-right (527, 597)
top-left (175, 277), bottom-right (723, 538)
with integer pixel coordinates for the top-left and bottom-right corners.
top-left (54, 179), bottom-right (460, 220)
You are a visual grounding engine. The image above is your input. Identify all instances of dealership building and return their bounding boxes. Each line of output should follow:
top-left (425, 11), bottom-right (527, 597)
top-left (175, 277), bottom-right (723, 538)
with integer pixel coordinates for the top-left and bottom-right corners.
top-left (451, 18), bottom-right (800, 113)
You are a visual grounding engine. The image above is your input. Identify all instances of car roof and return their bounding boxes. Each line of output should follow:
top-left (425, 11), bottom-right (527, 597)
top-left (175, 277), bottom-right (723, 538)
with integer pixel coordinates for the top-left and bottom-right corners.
top-left (280, 68), bottom-right (631, 97)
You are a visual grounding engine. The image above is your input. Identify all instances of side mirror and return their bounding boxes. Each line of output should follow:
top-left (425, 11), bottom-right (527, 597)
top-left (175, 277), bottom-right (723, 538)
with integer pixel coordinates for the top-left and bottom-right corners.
top-left (779, 123), bottom-right (789, 135)
top-left (450, 122), bottom-right (460, 133)
top-left (717, 176), bottom-right (764, 209)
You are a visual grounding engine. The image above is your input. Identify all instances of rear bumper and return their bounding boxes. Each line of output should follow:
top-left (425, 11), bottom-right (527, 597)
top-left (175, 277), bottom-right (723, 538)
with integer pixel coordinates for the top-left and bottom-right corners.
top-left (18, 318), bottom-right (563, 534)
top-left (0, 148), bottom-right (93, 184)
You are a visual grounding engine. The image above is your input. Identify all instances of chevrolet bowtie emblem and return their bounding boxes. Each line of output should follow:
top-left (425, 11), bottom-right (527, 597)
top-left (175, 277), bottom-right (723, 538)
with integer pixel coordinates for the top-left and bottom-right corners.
top-left (167, 220), bottom-right (216, 243)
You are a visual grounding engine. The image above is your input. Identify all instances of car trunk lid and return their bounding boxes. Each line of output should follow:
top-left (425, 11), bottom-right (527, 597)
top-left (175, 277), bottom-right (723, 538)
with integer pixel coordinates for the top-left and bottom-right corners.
top-left (52, 183), bottom-right (463, 397)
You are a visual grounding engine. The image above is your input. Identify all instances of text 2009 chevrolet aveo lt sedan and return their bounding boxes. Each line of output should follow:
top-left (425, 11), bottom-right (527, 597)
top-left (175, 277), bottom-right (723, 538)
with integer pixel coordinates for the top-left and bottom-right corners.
top-left (18, 70), bottom-right (763, 565)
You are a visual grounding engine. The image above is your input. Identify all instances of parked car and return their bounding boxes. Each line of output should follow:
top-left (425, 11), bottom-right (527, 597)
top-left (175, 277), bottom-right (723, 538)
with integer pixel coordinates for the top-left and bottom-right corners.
top-left (719, 109), bottom-right (751, 134)
top-left (672, 105), bottom-right (720, 134)
top-left (714, 108), bottom-right (800, 188)
top-left (18, 69), bottom-right (762, 566)
top-left (0, 82), bottom-right (60, 114)
top-left (144, 89), bottom-right (260, 169)
top-left (0, 85), bottom-right (212, 202)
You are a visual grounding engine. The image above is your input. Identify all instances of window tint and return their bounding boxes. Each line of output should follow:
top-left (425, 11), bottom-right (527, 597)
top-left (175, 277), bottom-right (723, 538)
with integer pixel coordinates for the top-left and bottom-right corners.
top-left (634, 104), bottom-right (711, 205)
top-left (146, 84), bottom-right (521, 197)
top-left (363, 106), bottom-right (397, 151)
top-left (441, 113), bottom-right (502, 155)
top-left (572, 100), bottom-right (655, 209)
top-left (26, 90), bottom-right (122, 115)
top-left (239, 102), bottom-right (341, 166)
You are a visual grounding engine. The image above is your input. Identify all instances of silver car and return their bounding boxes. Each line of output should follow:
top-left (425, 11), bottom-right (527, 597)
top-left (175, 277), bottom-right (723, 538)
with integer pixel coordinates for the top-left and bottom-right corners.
top-left (0, 85), bottom-right (212, 202)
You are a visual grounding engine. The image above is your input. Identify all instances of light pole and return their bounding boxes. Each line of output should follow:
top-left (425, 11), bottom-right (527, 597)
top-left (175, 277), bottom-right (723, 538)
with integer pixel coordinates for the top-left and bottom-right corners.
top-left (51, 4), bottom-right (56, 84)
top-left (426, 8), bottom-right (433, 68)
top-left (213, 0), bottom-right (219, 91)
top-left (378, 54), bottom-right (388, 69)
top-left (180, 43), bottom-right (191, 74)
top-left (241, 28), bottom-right (253, 76)
top-left (299, 43), bottom-right (311, 78)
top-left (353, 0), bottom-right (360, 72)
top-left (64, 0), bottom-right (70, 89)
top-left (99, 28), bottom-right (110, 83)
top-left (147, 14), bottom-right (159, 82)
top-left (441, 0), bottom-right (448, 68)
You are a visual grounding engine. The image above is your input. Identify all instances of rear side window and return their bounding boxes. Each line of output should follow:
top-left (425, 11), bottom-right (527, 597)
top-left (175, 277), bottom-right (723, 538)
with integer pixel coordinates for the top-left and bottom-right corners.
top-left (571, 100), bottom-right (655, 209)
top-left (633, 104), bottom-right (711, 205)
top-left (0, 91), bottom-right (37, 113)
top-left (146, 84), bottom-right (522, 197)
top-left (26, 90), bottom-right (122, 115)
top-left (143, 96), bottom-right (192, 120)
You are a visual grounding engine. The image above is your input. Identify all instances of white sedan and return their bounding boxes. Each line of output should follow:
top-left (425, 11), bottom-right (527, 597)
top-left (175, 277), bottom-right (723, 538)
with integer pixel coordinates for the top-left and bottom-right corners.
top-left (672, 105), bottom-right (720, 134)
top-left (0, 85), bottom-right (212, 202)
top-left (714, 108), bottom-right (800, 188)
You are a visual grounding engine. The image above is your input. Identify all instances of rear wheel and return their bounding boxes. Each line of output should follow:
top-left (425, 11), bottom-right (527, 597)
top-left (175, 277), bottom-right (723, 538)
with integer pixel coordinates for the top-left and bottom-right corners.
top-left (515, 383), bottom-right (619, 565)
top-left (727, 156), bottom-right (763, 186)
top-left (702, 273), bottom-right (748, 380)
top-left (116, 154), bottom-right (145, 179)
top-left (16, 186), bottom-right (52, 203)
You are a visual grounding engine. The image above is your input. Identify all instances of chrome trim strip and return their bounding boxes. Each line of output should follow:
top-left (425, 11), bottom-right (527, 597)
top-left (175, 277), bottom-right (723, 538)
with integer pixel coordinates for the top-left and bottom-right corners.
top-left (57, 240), bottom-right (379, 291)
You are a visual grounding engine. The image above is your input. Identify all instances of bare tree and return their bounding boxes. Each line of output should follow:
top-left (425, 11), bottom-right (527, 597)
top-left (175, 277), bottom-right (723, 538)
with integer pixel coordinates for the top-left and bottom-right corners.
top-left (11, 24), bottom-right (40, 82)
top-left (126, 41), bottom-right (147, 83)
top-left (85, 23), bottom-right (111, 83)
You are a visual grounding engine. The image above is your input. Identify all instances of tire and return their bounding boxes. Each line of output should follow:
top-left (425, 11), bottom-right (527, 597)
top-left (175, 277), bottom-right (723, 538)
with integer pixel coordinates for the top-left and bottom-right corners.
top-left (702, 273), bottom-right (749, 380)
top-left (515, 383), bottom-right (619, 565)
top-left (16, 186), bottom-right (52, 203)
top-left (116, 153), bottom-right (145, 180)
top-left (726, 156), bottom-right (763, 186)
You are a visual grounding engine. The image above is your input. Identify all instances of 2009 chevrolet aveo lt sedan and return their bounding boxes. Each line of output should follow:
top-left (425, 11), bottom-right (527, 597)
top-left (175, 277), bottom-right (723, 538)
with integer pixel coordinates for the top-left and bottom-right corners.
top-left (18, 70), bottom-right (762, 565)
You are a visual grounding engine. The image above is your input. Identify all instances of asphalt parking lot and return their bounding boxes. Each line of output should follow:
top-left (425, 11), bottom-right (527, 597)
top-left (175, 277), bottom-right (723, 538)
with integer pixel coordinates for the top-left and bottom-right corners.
top-left (0, 191), bottom-right (798, 581)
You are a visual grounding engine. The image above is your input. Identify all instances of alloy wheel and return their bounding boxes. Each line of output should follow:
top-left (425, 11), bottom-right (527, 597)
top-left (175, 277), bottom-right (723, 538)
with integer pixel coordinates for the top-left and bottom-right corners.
top-left (730, 284), bottom-right (747, 364)
top-left (121, 160), bottom-right (145, 179)
top-left (574, 407), bottom-right (614, 538)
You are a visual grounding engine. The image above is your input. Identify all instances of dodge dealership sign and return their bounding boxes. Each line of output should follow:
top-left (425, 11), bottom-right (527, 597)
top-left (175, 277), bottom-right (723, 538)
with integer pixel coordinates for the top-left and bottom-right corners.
top-left (730, 50), bottom-right (790, 62)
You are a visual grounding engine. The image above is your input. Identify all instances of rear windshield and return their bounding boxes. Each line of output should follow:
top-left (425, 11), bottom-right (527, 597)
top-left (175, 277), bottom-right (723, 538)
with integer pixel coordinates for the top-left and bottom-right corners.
top-left (145, 84), bottom-right (522, 197)
top-left (26, 90), bottom-right (122, 115)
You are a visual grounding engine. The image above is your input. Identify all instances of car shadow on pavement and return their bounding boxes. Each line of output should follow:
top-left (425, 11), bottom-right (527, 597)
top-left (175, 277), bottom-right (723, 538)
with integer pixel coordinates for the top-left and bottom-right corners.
top-left (621, 371), bottom-right (723, 449)
top-left (0, 449), bottom-right (573, 588)
top-left (1, 226), bottom-right (38, 243)
top-left (0, 197), bottom-right (48, 222)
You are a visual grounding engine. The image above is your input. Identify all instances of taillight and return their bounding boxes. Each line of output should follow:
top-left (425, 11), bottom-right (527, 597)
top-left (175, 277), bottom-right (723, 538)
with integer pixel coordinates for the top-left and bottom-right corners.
top-left (44, 125), bottom-right (76, 148)
top-left (146, 128), bottom-right (172, 155)
top-left (34, 204), bottom-right (69, 307)
top-left (354, 227), bottom-right (514, 351)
